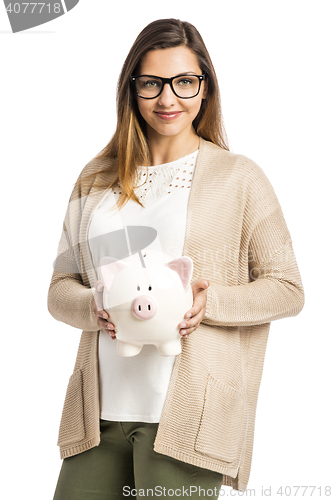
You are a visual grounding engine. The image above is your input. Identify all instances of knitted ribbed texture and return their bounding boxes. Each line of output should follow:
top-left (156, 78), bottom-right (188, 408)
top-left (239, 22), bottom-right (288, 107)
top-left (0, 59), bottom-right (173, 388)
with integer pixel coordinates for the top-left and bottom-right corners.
top-left (47, 138), bottom-right (304, 491)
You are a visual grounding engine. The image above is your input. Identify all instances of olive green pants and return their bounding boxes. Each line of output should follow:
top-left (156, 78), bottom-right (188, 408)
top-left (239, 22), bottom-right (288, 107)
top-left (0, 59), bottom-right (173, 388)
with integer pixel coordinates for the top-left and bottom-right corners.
top-left (53, 419), bottom-right (223, 499)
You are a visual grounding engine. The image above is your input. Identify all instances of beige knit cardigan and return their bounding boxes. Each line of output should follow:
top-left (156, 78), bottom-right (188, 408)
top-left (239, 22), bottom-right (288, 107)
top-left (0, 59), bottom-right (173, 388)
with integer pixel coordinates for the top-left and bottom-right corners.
top-left (48, 137), bottom-right (304, 492)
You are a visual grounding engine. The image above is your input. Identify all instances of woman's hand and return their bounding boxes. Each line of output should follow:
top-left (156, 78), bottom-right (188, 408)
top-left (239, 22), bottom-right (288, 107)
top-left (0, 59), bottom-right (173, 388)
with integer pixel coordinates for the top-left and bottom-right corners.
top-left (93, 281), bottom-right (116, 339)
top-left (178, 279), bottom-right (209, 338)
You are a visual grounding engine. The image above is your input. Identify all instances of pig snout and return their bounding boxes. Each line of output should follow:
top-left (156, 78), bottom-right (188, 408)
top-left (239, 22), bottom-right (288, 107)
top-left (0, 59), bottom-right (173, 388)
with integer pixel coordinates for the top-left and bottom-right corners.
top-left (131, 295), bottom-right (158, 320)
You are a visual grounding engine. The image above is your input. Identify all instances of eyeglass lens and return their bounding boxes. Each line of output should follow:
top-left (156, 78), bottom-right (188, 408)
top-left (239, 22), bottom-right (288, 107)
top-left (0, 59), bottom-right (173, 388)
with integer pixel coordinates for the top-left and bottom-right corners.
top-left (135, 75), bottom-right (201, 98)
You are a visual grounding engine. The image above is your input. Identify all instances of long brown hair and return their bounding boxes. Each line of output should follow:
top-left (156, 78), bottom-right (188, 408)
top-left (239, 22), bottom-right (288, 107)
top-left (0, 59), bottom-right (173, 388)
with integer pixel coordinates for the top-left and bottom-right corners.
top-left (79, 18), bottom-right (229, 208)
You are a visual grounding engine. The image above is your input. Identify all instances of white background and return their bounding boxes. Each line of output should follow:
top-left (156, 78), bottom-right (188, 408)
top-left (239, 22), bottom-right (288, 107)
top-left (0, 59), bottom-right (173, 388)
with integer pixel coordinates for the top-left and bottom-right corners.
top-left (1, 1), bottom-right (332, 498)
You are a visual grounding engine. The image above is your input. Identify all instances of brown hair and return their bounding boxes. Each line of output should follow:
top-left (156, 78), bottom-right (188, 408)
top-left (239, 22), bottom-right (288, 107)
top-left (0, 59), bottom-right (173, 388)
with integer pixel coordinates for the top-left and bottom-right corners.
top-left (79, 18), bottom-right (229, 208)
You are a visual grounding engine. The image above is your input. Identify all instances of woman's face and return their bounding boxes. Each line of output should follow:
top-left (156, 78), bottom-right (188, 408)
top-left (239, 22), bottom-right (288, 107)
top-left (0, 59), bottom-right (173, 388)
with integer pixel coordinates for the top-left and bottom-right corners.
top-left (135, 46), bottom-right (207, 142)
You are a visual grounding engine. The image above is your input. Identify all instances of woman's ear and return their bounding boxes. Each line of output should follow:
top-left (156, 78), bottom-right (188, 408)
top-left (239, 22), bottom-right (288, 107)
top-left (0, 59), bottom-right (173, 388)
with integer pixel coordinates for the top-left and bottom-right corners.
top-left (202, 76), bottom-right (208, 99)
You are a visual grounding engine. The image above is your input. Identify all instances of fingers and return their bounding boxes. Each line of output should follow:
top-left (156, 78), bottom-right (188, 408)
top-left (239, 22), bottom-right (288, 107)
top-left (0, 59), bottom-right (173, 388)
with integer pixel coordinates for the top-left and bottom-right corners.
top-left (96, 309), bottom-right (116, 339)
top-left (184, 289), bottom-right (207, 322)
top-left (187, 279), bottom-right (209, 318)
top-left (96, 310), bottom-right (117, 339)
top-left (106, 322), bottom-right (117, 340)
top-left (179, 279), bottom-right (209, 338)
top-left (183, 301), bottom-right (203, 321)
top-left (93, 281), bottom-right (116, 340)
top-left (179, 313), bottom-right (203, 338)
top-left (98, 315), bottom-right (117, 339)
top-left (179, 303), bottom-right (206, 337)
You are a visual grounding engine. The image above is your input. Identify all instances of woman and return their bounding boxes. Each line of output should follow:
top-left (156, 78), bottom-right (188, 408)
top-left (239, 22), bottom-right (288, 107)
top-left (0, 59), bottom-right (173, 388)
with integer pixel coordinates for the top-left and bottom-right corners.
top-left (49, 18), bottom-right (304, 498)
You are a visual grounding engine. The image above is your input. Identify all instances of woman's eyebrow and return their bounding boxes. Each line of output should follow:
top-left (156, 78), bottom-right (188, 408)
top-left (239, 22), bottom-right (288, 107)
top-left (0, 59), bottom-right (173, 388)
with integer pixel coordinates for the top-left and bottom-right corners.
top-left (172, 72), bottom-right (198, 77)
top-left (143, 72), bottom-right (198, 77)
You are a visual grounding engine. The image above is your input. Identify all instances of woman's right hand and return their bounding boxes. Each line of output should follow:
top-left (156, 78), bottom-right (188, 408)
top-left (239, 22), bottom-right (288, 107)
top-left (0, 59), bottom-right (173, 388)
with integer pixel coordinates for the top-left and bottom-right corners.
top-left (93, 281), bottom-right (116, 340)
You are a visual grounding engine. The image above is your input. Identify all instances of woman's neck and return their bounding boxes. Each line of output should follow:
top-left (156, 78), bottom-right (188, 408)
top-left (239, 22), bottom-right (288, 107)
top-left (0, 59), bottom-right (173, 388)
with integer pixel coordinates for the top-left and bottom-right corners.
top-left (146, 127), bottom-right (200, 166)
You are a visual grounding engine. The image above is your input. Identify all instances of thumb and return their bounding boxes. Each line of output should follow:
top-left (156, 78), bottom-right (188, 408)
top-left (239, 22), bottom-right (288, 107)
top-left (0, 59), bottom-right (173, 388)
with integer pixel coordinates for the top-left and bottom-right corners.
top-left (94, 281), bottom-right (105, 311)
top-left (94, 280), bottom-right (104, 293)
top-left (200, 279), bottom-right (209, 289)
top-left (192, 278), bottom-right (209, 292)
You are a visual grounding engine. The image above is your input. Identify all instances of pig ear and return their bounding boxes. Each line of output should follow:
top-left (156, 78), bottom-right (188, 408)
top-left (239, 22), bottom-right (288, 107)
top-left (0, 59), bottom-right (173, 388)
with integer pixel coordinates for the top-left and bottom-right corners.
top-left (99, 257), bottom-right (128, 293)
top-left (165, 257), bottom-right (193, 290)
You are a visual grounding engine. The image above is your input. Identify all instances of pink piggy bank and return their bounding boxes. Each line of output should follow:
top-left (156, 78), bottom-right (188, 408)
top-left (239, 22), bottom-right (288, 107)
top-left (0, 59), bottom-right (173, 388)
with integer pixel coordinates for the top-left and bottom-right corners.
top-left (99, 251), bottom-right (194, 357)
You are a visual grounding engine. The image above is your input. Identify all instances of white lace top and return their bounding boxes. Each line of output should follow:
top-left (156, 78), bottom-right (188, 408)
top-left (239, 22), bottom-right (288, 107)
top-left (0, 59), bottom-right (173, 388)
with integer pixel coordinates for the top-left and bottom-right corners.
top-left (88, 149), bottom-right (198, 422)
top-left (111, 150), bottom-right (197, 203)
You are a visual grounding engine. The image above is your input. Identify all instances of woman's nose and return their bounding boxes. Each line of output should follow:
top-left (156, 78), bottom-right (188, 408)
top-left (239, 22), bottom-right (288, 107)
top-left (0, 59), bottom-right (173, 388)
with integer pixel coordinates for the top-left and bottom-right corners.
top-left (157, 83), bottom-right (177, 107)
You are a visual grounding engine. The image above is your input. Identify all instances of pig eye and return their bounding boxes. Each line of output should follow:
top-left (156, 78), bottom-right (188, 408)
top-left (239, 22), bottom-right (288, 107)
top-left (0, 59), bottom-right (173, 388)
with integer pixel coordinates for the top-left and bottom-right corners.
top-left (137, 285), bottom-right (140, 291)
top-left (148, 285), bottom-right (152, 291)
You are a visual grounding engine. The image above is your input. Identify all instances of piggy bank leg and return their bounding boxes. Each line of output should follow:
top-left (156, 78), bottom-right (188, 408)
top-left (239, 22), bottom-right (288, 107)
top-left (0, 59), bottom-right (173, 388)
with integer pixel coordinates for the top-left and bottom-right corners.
top-left (157, 339), bottom-right (182, 356)
top-left (117, 340), bottom-right (142, 357)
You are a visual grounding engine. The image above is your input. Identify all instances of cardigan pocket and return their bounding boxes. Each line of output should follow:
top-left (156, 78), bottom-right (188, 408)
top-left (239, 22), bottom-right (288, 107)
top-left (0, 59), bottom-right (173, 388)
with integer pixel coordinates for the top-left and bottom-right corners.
top-left (194, 375), bottom-right (245, 464)
top-left (57, 369), bottom-right (85, 447)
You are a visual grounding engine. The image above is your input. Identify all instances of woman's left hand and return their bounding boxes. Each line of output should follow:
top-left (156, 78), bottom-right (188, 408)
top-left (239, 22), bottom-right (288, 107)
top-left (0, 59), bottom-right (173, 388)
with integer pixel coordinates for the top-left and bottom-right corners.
top-left (178, 279), bottom-right (209, 338)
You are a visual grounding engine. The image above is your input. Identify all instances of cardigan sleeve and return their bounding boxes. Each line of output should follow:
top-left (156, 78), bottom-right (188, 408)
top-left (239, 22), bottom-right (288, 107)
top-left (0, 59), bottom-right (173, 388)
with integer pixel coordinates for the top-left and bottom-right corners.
top-left (47, 181), bottom-right (100, 332)
top-left (203, 240), bottom-right (304, 327)
top-left (48, 269), bottom-right (99, 332)
top-left (203, 161), bottom-right (305, 328)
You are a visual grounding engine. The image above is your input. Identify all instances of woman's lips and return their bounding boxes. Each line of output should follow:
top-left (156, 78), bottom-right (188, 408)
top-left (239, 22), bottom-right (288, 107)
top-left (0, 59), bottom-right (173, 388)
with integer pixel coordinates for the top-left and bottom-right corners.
top-left (154, 111), bottom-right (183, 121)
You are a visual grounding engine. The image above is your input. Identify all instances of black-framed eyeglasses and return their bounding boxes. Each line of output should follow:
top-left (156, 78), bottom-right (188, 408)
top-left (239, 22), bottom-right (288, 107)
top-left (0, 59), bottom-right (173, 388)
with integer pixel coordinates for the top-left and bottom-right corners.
top-left (130, 73), bottom-right (206, 99)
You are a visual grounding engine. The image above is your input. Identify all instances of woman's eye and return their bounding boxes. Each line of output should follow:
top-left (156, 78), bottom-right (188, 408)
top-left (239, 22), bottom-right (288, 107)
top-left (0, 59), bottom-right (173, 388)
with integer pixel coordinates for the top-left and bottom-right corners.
top-left (137, 285), bottom-right (140, 291)
top-left (177, 79), bottom-right (192, 86)
top-left (137, 79), bottom-right (160, 91)
top-left (148, 285), bottom-right (152, 291)
top-left (145, 80), bottom-right (158, 87)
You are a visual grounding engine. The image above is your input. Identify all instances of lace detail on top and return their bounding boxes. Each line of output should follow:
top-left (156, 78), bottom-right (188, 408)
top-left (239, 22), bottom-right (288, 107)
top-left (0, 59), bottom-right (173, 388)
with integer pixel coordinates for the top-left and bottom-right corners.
top-left (111, 150), bottom-right (198, 204)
